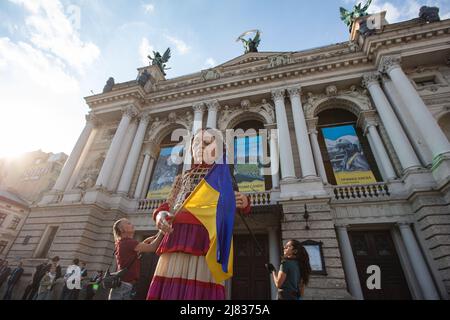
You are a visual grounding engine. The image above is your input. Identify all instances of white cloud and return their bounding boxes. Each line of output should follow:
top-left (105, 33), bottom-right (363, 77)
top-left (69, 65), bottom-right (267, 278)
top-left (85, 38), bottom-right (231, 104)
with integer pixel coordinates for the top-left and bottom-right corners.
top-left (205, 58), bottom-right (216, 68)
top-left (368, 0), bottom-right (402, 23)
top-left (9, 0), bottom-right (100, 74)
top-left (0, 37), bottom-right (84, 157)
top-left (0, 38), bottom-right (79, 94)
top-left (442, 11), bottom-right (450, 19)
top-left (139, 37), bottom-right (154, 66)
top-left (143, 3), bottom-right (155, 14)
top-left (367, 0), bottom-right (446, 24)
top-left (0, 0), bottom-right (99, 157)
top-left (165, 35), bottom-right (191, 55)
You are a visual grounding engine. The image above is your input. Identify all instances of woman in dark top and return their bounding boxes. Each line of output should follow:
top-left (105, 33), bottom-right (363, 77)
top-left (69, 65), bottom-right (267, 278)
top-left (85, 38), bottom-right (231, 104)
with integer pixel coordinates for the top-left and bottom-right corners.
top-left (271, 239), bottom-right (311, 300)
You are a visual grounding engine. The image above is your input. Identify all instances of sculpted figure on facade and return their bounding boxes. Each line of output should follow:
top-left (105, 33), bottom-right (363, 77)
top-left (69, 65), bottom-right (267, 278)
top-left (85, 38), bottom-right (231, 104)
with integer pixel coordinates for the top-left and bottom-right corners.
top-left (268, 54), bottom-right (293, 69)
top-left (201, 69), bottom-right (221, 81)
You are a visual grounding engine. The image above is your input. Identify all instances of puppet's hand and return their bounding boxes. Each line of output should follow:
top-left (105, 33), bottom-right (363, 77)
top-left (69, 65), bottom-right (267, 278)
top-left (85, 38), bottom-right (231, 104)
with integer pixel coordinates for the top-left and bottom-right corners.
top-left (155, 211), bottom-right (174, 234)
top-left (235, 192), bottom-right (249, 209)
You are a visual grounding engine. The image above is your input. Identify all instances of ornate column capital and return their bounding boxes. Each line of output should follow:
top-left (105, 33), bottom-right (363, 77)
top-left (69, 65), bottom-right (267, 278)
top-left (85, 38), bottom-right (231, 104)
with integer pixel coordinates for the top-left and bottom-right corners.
top-left (205, 100), bottom-right (220, 112)
top-left (139, 111), bottom-right (152, 123)
top-left (142, 150), bottom-right (151, 157)
top-left (335, 223), bottom-right (349, 230)
top-left (122, 105), bottom-right (139, 119)
top-left (306, 117), bottom-right (319, 134)
top-left (357, 110), bottom-right (378, 135)
top-left (85, 113), bottom-right (100, 127)
top-left (378, 55), bottom-right (402, 74)
top-left (193, 102), bottom-right (205, 113)
top-left (271, 88), bottom-right (286, 102)
top-left (144, 139), bottom-right (159, 159)
top-left (396, 221), bottom-right (411, 228)
top-left (362, 72), bottom-right (381, 89)
top-left (287, 86), bottom-right (302, 99)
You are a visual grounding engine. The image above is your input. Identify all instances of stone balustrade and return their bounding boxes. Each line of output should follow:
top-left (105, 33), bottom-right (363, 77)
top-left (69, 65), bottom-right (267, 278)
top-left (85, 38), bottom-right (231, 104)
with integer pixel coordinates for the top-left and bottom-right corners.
top-left (332, 182), bottom-right (390, 200)
top-left (136, 191), bottom-right (274, 212)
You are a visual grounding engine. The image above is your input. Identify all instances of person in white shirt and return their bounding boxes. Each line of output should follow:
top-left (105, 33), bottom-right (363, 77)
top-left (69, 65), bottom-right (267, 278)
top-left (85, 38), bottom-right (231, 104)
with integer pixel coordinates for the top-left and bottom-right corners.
top-left (61, 258), bottom-right (82, 300)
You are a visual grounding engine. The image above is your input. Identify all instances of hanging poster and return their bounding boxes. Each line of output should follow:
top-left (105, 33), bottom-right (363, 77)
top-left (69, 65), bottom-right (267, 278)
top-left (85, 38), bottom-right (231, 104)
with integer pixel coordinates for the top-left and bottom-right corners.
top-left (321, 125), bottom-right (376, 185)
top-left (233, 135), bottom-right (265, 192)
top-left (146, 145), bottom-right (183, 199)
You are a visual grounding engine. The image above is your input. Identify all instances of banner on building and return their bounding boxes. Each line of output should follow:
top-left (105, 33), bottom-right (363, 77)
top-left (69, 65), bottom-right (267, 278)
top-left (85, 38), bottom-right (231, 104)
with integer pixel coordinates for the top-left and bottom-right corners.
top-left (321, 125), bottom-right (376, 185)
top-left (233, 135), bottom-right (265, 192)
top-left (146, 145), bottom-right (183, 199)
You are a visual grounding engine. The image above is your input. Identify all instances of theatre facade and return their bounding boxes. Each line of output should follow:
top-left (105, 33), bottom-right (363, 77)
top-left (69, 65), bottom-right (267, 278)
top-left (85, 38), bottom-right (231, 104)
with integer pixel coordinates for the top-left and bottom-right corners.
top-left (6, 11), bottom-right (450, 300)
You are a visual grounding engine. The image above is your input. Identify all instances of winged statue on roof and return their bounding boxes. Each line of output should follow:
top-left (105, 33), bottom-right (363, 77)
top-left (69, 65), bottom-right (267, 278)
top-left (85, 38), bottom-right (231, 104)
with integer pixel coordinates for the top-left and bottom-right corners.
top-left (340, 0), bottom-right (373, 32)
top-left (236, 29), bottom-right (261, 54)
top-left (148, 47), bottom-right (171, 76)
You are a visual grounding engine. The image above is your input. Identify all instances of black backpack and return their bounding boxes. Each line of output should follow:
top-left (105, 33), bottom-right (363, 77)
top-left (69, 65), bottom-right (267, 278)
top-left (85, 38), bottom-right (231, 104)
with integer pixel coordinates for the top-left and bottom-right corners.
top-left (102, 253), bottom-right (138, 290)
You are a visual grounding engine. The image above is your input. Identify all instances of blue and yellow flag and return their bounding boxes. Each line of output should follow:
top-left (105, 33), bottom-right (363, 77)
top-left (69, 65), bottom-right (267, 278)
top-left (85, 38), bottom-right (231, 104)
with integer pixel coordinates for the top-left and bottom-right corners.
top-left (180, 164), bottom-right (236, 283)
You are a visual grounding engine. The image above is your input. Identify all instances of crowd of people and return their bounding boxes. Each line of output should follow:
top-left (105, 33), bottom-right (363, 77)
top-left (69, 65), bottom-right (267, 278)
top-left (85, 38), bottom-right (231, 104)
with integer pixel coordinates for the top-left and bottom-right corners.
top-left (0, 257), bottom-right (104, 300)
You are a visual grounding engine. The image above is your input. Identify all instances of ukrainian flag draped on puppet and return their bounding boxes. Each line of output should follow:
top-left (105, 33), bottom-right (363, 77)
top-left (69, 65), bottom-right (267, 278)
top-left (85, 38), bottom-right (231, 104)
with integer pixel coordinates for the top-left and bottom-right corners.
top-left (179, 163), bottom-right (236, 283)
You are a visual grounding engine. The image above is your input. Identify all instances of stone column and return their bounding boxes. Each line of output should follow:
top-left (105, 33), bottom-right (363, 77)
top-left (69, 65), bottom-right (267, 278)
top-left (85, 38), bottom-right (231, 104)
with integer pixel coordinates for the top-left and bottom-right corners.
top-left (96, 106), bottom-right (138, 188)
top-left (271, 89), bottom-right (296, 181)
top-left (268, 227), bottom-right (281, 300)
top-left (390, 227), bottom-right (423, 299)
top-left (269, 129), bottom-right (280, 189)
top-left (65, 116), bottom-right (99, 191)
top-left (360, 112), bottom-right (397, 181)
top-left (379, 56), bottom-right (450, 159)
top-left (117, 112), bottom-right (152, 194)
top-left (363, 72), bottom-right (421, 172)
top-left (140, 156), bottom-right (156, 199)
top-left (206, 100), bottom-right (220, 129)
top-left (184, 103), bottom-right (204, 171)
top-left (53, 113), bottom-right (97, 192)
top-left (336, 224), bottom-right (364, 300)
top-left (398, 222), bottom-right (440, 300)
top-left (107, 119), bottom-right (138, 192)
top-left (381, 77), bottom-right (433, 166)
top-left (134, 151), bottom-right (151, 199)
top-left (287, 87), bottom-right (317, 179)
top-left (307, 118), bottom-right (328, 184)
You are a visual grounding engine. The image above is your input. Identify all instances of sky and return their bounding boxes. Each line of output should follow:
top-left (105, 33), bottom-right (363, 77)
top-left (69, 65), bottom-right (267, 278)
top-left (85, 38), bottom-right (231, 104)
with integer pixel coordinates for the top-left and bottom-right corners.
top-left (0, 0), bottom-right (449, 159)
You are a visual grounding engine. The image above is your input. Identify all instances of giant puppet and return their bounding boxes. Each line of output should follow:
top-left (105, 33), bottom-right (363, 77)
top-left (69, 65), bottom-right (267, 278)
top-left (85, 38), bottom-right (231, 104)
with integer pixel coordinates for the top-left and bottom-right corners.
top-left (147, 129), bottom-right (251, 300)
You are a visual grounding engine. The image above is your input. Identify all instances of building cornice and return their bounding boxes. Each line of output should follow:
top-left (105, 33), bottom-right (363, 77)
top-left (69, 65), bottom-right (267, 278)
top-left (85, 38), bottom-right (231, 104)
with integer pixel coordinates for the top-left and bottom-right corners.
top-left (84, 18), bottom-right (450, 114)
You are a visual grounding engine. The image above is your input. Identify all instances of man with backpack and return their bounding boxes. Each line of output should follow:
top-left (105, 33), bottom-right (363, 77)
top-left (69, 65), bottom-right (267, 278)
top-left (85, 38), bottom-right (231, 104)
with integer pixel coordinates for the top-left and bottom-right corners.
top-left (108, 218), bottom-right (163, 300)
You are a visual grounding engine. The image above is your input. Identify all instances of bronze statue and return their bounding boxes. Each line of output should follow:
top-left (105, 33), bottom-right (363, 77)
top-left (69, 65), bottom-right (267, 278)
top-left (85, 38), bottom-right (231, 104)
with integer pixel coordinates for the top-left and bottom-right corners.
top-left (147, 48), bottom-right (171, 76)
top-left (102, 77), bottom-right (115, 93)
top-left (419, 6), bottom-right (440, 23)
top-left (340, 0), bottom-right (372, 32)
top-left (236, 30), bottom-right (261, 54)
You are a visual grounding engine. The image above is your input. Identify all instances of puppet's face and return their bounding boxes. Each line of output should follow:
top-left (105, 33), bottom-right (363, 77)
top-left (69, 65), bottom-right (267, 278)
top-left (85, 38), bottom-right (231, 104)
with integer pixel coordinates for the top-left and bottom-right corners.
top-left (192, 130), bottom-right (219, 164)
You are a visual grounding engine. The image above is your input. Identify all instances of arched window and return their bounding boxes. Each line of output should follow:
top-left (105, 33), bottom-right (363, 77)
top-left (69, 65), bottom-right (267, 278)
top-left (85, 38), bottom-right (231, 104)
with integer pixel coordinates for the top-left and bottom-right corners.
top-left (232, 120), bottom-right (271, 191)
top-left (145, 132), bottom-right (184, 200)
top-left (317, 109), bottom-right (382, 185)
